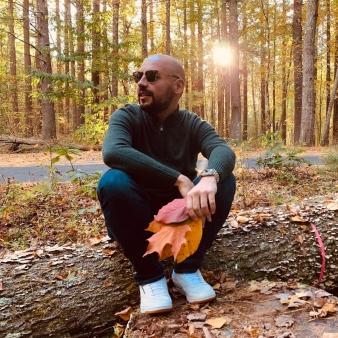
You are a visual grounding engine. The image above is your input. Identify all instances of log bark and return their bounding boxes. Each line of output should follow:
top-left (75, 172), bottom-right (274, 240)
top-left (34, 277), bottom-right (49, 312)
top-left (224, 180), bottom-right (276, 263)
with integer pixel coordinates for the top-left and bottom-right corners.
top-left (0, 136), bottom-right (90, 151)
top-left (1, 197), bottom-right (337, 337)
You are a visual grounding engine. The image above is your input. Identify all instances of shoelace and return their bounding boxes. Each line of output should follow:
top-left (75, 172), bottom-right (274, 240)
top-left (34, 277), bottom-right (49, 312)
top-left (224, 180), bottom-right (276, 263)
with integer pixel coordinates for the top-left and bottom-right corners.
top-left (182, 272), bottom-right (204, 285)
top-left (141, 280), bottom-right (166, 296)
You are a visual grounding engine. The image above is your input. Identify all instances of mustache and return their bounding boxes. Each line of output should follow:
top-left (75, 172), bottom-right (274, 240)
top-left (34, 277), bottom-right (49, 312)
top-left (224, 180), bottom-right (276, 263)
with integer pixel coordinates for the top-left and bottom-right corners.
top-left (138, 88), bottom-right (153, 96)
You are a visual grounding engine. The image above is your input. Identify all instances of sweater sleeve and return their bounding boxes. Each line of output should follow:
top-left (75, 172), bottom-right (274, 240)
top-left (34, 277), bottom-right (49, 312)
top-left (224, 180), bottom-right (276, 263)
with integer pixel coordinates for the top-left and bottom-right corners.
top-left (194, 117), bottom-right (236, 182)
top-left (102, 107), bottom-right (180, 188)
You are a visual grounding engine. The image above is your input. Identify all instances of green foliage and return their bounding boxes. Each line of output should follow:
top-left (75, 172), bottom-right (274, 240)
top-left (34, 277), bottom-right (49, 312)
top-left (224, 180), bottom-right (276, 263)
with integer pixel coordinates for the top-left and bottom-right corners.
top-left (320, 147), bottom-right (338, 172)
top-left (48, 145), bottom-right (102, 198)
top-left (74, 112), bottom-right (108, 145)
top-left (256, 131), bottom-right (310, 171)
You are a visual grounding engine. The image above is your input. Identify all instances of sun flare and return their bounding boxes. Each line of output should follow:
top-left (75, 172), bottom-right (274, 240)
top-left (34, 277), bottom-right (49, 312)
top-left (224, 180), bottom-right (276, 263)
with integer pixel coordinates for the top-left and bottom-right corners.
top-left (213, 46), bottom-right (231, 66)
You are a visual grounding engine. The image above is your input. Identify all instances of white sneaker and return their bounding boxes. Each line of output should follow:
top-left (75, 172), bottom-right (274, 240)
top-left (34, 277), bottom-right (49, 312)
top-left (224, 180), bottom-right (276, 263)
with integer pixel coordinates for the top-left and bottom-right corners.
top-left (139, 277), bottom-right (173, 314)
top-left (172, 270), bottom-right (216, 303)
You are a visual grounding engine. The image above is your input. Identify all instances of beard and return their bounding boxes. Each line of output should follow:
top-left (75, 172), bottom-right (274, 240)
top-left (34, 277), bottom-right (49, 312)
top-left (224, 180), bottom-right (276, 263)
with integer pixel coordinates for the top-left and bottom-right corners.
top-left (138, 86), bottom-right (175, 116)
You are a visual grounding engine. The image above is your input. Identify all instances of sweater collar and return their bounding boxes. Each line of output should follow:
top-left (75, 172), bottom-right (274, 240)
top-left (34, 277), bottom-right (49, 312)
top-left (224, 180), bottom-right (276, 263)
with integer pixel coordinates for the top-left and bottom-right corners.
top-left (144, 106), bottom-right (182, 127)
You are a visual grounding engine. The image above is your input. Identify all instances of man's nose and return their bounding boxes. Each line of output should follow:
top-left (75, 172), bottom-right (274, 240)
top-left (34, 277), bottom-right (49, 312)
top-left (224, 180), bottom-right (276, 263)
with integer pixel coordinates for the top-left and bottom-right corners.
top-left (137, 74), bottom-right (148, 87)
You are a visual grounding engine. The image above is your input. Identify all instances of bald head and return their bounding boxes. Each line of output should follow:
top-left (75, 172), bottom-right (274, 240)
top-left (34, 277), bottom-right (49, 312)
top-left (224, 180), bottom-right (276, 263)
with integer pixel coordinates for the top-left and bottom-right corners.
top-left (142, 54), bottom-right (185, 81)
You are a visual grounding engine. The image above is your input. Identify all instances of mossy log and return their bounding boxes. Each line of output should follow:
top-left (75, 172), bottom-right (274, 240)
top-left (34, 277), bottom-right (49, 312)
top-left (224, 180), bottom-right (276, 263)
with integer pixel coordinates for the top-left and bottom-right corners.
top-left (0, 197), bottom-right (337, 337)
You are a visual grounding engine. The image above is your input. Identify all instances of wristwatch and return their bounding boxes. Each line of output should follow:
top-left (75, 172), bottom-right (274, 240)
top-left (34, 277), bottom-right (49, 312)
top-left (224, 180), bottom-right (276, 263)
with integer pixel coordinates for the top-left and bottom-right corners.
top-left (200, 169), bottom-right (220, 183)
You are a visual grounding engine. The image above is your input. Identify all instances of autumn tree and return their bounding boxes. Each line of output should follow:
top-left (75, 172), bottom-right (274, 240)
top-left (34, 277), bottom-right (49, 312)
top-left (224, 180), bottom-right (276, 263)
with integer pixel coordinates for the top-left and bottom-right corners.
top-left (300, 0), bottom-right (319, 146)
top-left (36, 0), bottom-right (56, 139)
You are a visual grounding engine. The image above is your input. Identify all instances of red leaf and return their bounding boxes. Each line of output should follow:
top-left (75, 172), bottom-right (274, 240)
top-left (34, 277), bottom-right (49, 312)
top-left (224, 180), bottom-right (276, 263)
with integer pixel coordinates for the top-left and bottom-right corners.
top-left (154, 198), bottom-right (189, 224)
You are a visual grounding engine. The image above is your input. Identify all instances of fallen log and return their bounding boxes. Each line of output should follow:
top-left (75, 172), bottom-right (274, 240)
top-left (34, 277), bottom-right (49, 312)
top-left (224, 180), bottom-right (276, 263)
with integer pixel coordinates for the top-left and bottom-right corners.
top-left (0, 136), bottom-right (90, 151)
top-left (0, 196), bottom-right (337, 337)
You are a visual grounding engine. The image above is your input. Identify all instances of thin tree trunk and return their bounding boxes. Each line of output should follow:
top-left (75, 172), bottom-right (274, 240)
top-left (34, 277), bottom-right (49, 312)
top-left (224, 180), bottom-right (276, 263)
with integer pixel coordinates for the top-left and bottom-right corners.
top-left (8, 0), bottom-right (20, 130)
top-left (91, 0), bottom-right (100, 108)
top-left (229, 0), bottom-right (241, 141)
top-left (141, 0), bottom-right (148, 58)
top-left (293, 0), bottom-right (303, 145)
top-left (197, 0), bottom-right (204, 119)
top-left (333, 18), bottom-right (338, 144)
top-left (165, 0), bottom-right (170, 55)
top-left (55, 0), bottom-right (63, 135)
top-left (183, 0), bottom-right (189, 109)
top-left (320, 68), bottom-right (338, 146)
top-left (23, 0), bottom-right (33, 137)
top-left (110, 0), bottom-right (119, 115)
top-left (280, 0), bottom-right (287, 142)
top-left (75, 0), bottom-right (85, 130)
top-left (299, 0), bottom-right (319, 146)
top-left (36, 0), bottom-right (57, 139)
top-left (322, 0), bottom-right (331, 146)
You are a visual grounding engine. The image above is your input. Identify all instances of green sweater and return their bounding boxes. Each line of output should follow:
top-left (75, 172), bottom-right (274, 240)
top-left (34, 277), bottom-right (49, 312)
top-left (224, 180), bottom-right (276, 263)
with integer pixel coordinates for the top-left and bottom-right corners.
top-left (102, 104), bottom-right (235, 200)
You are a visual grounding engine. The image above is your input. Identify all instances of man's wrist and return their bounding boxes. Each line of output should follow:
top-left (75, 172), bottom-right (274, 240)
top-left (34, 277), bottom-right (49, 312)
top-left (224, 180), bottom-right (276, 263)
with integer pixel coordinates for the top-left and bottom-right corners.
top-left (200, 169), bottom-right (220, 183)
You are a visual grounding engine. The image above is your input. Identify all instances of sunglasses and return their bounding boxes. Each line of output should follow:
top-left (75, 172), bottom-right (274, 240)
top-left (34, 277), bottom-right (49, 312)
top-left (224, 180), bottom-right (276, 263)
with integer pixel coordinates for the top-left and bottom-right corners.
top-left (132, 70), bottom-right (180, 83)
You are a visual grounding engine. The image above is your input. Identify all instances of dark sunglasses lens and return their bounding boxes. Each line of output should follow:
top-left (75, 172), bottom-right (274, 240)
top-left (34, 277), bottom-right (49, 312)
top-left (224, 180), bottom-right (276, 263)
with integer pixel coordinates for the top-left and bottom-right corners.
top-left (145, 70), bottom-right (156, 82)
top-left (132, 72), bottom-right (143, 83)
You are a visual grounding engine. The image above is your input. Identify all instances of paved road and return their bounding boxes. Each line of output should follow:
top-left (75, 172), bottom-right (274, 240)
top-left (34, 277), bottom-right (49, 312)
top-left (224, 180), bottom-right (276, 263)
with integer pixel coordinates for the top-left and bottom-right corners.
top-left (0, 155), bottom-right (323, 183)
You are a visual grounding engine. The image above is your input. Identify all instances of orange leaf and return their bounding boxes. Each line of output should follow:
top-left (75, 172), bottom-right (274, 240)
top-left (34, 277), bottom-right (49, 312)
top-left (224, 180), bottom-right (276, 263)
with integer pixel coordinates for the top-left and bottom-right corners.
top-left (115, 306), bottom-right (133, 321)
top-left (144, 219), bottom-right (203, 263)
top-left (295, 234), bottom-right (303, 244)
top-left (291, 216), bottom-right (307, 223)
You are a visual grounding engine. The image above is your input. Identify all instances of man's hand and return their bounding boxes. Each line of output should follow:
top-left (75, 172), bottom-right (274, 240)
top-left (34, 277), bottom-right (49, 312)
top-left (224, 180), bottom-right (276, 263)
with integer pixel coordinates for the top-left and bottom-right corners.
top-left (175, 174), bottom-right (217, 222)
top-left (186, 176), bottom-right (217, 222)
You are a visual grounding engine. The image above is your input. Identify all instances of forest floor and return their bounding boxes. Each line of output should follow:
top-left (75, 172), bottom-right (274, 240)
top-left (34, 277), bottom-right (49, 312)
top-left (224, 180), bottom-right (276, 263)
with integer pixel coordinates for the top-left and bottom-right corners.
top-left (1, 145), bottom-right (338, 337)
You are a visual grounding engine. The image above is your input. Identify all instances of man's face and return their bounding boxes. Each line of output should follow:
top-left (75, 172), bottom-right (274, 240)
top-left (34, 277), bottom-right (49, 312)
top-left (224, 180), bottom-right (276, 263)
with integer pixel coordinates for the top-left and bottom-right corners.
top-left (136, 60), bottom-right (178, 116)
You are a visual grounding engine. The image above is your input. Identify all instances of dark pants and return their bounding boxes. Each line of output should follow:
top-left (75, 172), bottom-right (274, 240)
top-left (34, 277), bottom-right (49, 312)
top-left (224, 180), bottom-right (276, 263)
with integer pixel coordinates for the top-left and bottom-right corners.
top-left (97, 169), bottom-right (236, 285)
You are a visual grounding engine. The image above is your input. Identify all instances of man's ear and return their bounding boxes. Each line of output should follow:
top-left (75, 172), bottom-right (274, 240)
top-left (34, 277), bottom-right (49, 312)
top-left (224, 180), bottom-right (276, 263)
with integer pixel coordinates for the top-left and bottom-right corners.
top-left (174, 78), bottom-right (185, 95)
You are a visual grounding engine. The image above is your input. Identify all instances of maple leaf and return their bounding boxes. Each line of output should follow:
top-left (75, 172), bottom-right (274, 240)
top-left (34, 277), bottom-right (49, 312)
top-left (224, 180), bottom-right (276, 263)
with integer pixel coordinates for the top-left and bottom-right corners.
top-left (154, 198), bottom-right (190, 224)
top-left (144, 218), bottom-right (203, 263)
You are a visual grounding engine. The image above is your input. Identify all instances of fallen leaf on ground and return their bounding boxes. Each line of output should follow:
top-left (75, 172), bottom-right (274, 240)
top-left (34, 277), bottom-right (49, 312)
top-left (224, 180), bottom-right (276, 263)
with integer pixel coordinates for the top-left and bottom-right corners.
top-left (295, 234), bottom-right (303, 244)
top-left (102, 248), bottom-right (116, 255)
top-left (291, 216), bottom-right (307, 222)
top-left (237, 215), bottom-right (249, 224)
top-left (322, 334), bottom-right (338, 338)
top-left (0, 279), bottom-right (3, 290)
top-left (275, 315), bottom-right (294, 327)
top-left (286, 204), bottom-right (299, 215)
top-left (187, 313), bottom-right (207, 321)
top-left (244, 326), bottom-right (259, 338)
top-left (280, 294), bottom-right (307, 308)
top-left (205, 317), bottom-right (227, 329)
top-left (87, 236), bottom-right (102, 246)
top-left (115, 306), bottom-right (133, 321)
top-left (326, 202), bottom-right (338, 211)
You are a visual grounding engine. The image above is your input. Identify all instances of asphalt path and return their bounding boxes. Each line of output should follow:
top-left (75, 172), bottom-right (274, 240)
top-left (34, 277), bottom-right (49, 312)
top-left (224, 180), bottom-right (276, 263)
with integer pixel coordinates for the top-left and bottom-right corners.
top-left (0, 155), bottom-right (323, 183)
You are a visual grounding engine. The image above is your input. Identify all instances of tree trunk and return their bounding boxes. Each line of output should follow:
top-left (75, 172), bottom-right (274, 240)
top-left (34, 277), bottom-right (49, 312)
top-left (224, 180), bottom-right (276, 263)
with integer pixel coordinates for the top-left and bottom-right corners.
top-left (320, 67), bottom-right (338, 146)
top-left (333, 17), bottom-right (338, 144)
top-left (91, 0), bottom-right (101, 108)
top-left (1, 200), bottom-right (338, 337)
top-left (75, 0), bottom-right (85, 131)
top-left (8, 0), bottom-right (20, 130)
top-left (109, 0), bottom-right (119, 116)
top-left (299, 0), bottom-right (319, 146)
top-left (197, 0), bottom-right (204, 119)
top-left (36, 0), bottom-right (57, 140)
top-left (23, 0), bottom-right (34, 137)
top-left (229, 0), bottom-right (241, 141)
top-left (141, 0), bottom-right (148, 58)
top-left (293, 0), bottom-right (303, 145)
top-left (165, 0), bottom-right (170, 55)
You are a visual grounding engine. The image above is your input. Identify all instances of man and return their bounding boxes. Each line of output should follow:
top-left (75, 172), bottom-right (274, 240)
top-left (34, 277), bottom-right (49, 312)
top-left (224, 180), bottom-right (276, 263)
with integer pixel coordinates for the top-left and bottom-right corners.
top-left (97, 54), bottom-right (236, 314)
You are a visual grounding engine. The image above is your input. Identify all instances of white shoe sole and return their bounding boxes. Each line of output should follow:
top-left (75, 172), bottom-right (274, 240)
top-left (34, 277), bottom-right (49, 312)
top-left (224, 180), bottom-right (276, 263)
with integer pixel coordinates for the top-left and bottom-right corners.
top-left (141, 306), bottom-right (173, 314)
top-left (175, 286), bottom-right (216, 304)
